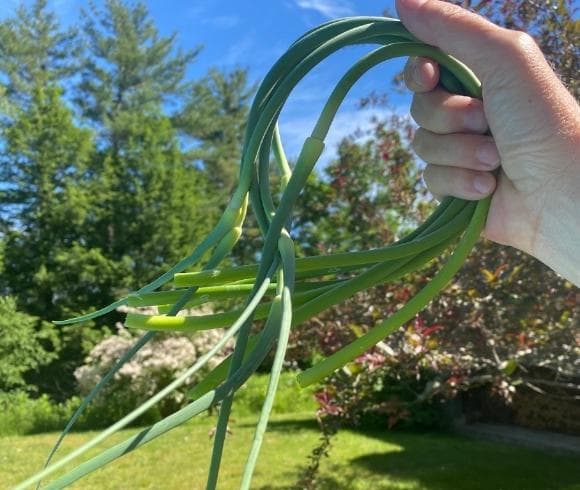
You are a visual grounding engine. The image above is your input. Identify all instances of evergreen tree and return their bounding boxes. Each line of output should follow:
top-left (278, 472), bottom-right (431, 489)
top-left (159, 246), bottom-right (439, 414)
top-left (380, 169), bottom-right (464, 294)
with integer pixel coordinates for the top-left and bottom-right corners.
top-left (1, 86), bottom-right (95, 317)
top-left (0, 84), bottom-right (109, 398)
top-left (176, 68), bottom-right (255, 195)
top-left (0, 1), bottom-right (116, 397)
top-left (76, 0), bottom-right (213, 287)
top-left (0, 0), bottom-right (78, 117)
top-left (0, 0), bottom-right (81, 241)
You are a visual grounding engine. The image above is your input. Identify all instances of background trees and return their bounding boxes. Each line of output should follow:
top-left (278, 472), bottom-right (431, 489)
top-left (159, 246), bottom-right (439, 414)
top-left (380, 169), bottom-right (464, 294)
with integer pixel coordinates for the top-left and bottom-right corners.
top-left (0, 0), bottom-right (576, 448)
top-left (0, 0), bottom-right (252, 399)
top-left (176, 68), bottom-right (255, 197)
top-left (76, 0), bottom-right (210, 288)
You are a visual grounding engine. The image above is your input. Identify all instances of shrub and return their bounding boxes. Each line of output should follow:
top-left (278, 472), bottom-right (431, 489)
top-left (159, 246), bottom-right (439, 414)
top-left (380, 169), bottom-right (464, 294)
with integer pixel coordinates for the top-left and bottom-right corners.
top-left (0, 392), bottom-right (79, 436)
top-left (0, 296), bottom-right (58, 393)
top-left (73, 324), bottom-right (233, 427)
top-left (0, 374), bottom-right (316, 437)
top-left (233, 372), bottom-right (317, 417)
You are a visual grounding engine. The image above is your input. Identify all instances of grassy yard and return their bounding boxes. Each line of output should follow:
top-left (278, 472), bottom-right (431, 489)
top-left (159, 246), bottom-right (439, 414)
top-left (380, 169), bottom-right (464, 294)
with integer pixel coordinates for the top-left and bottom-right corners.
top-left (2, 413), bottom-right (579, 490)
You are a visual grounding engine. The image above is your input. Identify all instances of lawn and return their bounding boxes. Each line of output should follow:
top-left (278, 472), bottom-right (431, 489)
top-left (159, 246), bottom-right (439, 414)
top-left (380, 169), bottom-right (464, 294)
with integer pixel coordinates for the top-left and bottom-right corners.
top-left (2, 412), bottom-right (580, 489)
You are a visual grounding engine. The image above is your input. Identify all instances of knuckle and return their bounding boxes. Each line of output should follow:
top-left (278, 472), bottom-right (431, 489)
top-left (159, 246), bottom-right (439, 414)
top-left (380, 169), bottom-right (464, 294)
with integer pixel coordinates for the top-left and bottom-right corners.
top-left (461, 97), bottom-right (488, 133)
top-left (512, 30), bottom-right (538, 52)
top-left (499, 29), bottom-right (540, 61)
top-left (439, 2), bottom-right (466, 24)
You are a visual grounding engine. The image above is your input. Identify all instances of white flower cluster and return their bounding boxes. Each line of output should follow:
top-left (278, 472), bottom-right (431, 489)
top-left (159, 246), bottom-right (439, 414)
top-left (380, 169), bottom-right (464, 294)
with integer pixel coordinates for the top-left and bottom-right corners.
top-left (74, 320), bottom-right (232, 406)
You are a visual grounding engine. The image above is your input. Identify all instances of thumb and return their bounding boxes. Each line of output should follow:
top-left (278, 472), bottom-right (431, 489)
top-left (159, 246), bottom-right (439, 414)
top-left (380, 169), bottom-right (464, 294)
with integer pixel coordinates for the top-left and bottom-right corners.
top-left (396, 0), bottom-right (515, 82)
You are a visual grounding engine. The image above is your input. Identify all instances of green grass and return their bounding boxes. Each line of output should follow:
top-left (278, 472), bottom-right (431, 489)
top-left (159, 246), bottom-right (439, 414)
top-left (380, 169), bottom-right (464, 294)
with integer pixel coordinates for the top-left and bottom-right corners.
top-left (2, 412), bottom-right (579, 489)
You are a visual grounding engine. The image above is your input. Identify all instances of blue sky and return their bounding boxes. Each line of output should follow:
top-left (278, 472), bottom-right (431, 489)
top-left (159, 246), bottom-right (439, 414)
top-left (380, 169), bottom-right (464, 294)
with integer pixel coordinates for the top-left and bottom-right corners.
top-left (162, 0), bottom-right (409, 162)
top-left (2, 0), bottom-right (576, 163)
top-left (0, 0), bottom-right (410, 164)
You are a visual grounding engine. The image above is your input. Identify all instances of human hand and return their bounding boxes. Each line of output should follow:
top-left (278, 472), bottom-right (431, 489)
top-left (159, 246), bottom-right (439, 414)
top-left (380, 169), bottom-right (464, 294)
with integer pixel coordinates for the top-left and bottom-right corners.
top-left (396, 0), bottom-right (580, 286)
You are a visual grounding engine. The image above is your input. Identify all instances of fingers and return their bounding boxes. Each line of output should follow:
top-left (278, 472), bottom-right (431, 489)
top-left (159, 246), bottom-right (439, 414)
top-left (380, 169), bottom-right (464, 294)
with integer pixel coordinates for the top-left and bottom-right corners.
top-left (403, 55), bottom-right (488, 136)
top-left (423, 164), bottom-right (496, 200)
top-left (413, 129), bottom-right (500, 171)
top-left (410, 89), bottom-right (488, 134)
top-left (415, 128), bottom-right (500, 200)
top-left (398, 4), bottom-right (500, 201)
top-left (395, 0), bottom-right (512, 83)
top-left (403, 57), bottom-right (439, 93)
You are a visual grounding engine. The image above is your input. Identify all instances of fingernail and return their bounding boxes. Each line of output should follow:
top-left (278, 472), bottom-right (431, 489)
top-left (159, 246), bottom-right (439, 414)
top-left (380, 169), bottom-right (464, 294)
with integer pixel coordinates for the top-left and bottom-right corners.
top-left (473, 174), bottom-right (493, 194)
top-left (476, 142), bottom-right (500, 168)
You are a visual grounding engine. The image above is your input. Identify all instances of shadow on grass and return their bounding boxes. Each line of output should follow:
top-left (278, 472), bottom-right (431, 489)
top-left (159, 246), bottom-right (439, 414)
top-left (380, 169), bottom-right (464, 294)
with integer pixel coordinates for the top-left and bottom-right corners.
top-left (347, 429), bottom-right (580, 490)
top-left (254, 423), bottom-right (580, 490)
top-left (236, 417), bottom-right (320, 432)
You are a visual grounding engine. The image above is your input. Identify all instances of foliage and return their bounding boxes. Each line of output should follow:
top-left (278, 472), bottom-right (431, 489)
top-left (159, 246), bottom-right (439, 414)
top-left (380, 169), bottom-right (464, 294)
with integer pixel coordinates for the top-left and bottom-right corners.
top-left (0, 393), bottom-right (77, 438)
top-left (0, 0), bottom-right (78, 118)
top-left (77, 0), bottom-right (198, 120)
top-left (0, 392), bottom-right (81, 437)
top-left (293, 116), bottom-right (425, 256)
top-left (232, 371), bottom-right (317, 417)
top-left (76, 0), bottom-right (212, 287)
top-left (0, 1), bottom-right (109, 398)
top-left (0, 0), bottom-right (253, 399)
top-left (1, 86), bottom-right (95, 318)
top-left (72, 318), bottom-right (314, 426)
top-left (0, 80), bottom-right (111, 397)
top-left (0, 373), bottom-right (314, 437)
top-left (176, 68), bottom-right (256, 196)
top-left (0, 297), bottom-right (57, 392)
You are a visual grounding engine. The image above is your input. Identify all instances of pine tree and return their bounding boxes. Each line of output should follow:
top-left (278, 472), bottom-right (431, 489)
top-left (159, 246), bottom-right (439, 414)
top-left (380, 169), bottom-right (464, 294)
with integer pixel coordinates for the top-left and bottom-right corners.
top-left (0, 0), bottom-right (78, 118)
top-left (0, 84), bottom-right (111, 397)
top-left (0, 1), bottom-right (93, 316)
top-left (176, 68), bottom-right (255, 195)
top-left (1, 86), bottom-right (95, 315)
top-left (76, 0), bottom-right (213, 287)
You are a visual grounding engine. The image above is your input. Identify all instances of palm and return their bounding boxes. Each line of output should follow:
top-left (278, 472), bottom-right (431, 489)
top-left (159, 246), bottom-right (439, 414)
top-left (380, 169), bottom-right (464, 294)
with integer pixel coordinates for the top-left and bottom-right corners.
top-left (480, 78), bottom-right (577, 257)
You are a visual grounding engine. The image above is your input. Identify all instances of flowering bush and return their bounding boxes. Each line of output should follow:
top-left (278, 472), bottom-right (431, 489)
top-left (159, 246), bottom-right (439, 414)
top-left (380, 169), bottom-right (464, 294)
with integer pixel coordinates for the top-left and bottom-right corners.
top-left (74, 316), bottom-right (232, 426)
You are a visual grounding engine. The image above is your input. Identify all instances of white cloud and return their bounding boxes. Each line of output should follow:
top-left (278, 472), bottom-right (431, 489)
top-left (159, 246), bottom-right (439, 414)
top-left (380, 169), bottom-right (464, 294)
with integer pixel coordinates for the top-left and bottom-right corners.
top-left (294, 0), bottom-right (354, 19)
top-left (205, 15), bottom-right (240, 29)
top-left (222, 34), bottom-right (254, 66)
top-left (186, 4), bottom-right (206, 19)
top-left (279, 105), bottom-right (392, 166)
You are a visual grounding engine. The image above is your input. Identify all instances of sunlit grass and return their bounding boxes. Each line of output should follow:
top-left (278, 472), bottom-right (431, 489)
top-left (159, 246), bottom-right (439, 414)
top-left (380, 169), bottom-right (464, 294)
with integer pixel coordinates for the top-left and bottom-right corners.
top-left (2, 412), bottom-right (579, 489)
